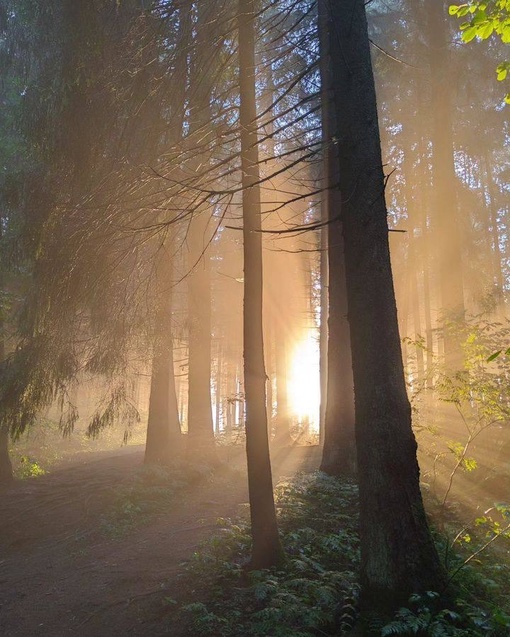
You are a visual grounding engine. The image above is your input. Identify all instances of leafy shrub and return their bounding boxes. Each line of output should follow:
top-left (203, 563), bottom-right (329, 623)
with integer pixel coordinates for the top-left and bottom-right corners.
top-left (14, 454), bottom-right (47, 479)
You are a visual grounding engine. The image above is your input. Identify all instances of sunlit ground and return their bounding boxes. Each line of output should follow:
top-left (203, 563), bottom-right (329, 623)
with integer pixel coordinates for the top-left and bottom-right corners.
top-left (288, 331), bottom-right (321, 435)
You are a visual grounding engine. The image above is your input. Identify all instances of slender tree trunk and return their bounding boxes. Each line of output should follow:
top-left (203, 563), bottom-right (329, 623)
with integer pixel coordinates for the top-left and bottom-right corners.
top-left (272, 332), bottom-right (293, 446)
top-left (144, 0), bottom-right (188, 465)
top-left (265, 329), bottom-right (274, 433)
top-left (483, 153), bottom-right (504, 301)
top-left (186, 0), bottom-right (216, 458)
top-left (416, 125), bottom-right (435, 384)
top-left (428, 0), bottom-right (465, 368)
top-left (401, 131), bottom-right (426, 382)
top-left (215, 348), bottom-right (222, 435)
top-left (319, 0), bottom-right (355, 476)
top-left (259, 61), bottom-right (295, 449)
top-left (328, 0), bottom-right (446, 612)
top-left (187, 214), bottom-right (216, 454)
top-left (423, 265), bottom-right (434, 384)
top-left (239, 0), bottom-right (283, 570)
top-left (318, 0), bottom-right (328, 446)
top-left (411, 267), bottom-right (425, 380)
top-left (319, 191), bottom-right (328, 445)
top-left (0, 217), bottom-right (13, 484)
top-left (399, 245), bottom-right (411, 381)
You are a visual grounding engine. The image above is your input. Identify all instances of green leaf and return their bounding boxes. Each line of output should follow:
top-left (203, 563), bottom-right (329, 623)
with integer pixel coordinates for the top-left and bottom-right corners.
top-left (449, 5), bottom-right (461, 15)
top-left (487, 350), bottom-right (502, 361)
top-left (479, 22), bottom-right (494, 38)
top-left (472, 9), bottom-right (488, 25)
top-left (457, 6), bottom-right (471, 16)
top-left (462, 25), bottom-right (479, 41)
top-left (461, 456), bottom-right (478, 472)
top-left (473, 9), bottom-right (487, 25)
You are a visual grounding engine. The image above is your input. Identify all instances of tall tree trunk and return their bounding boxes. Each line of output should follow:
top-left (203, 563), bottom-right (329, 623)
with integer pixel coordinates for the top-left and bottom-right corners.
top-left (259, 60), bottom-right (295, 449)
top-left (416, 122), bottom-right (435, 384)
top-left (272, 330), bottom-right (293, 446)
top-left (215, 347), bottom-right (222, 435)
top-left (428, 0), bottom-right (465, 368)
top-left (319, 189), bottom-right (328, 445)
top-left (238, 0), bottom-right (283, 570)
top-left (411, 267), bottom-right (425, 380)
top-left (328, 0), bottom-right (446, 612)
top-left (483, 153), bottom-right (504, 303)
top-left (318, 0), bottom-right (355, 476)
top-left (186, 0), bottom-right (216, 458)
top-left (145, 0), bottom-right (189, 465)
top-left (0, 217), bottom-right (13, 484)
top-left (187, 214), bottom-right (215, 455)
top-left (145, 246), bottom-right (182, 465)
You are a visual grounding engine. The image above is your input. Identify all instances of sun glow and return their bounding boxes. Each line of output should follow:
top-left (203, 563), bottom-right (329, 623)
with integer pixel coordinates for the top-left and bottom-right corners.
top-left (288, 332), bottom-right (321, 431)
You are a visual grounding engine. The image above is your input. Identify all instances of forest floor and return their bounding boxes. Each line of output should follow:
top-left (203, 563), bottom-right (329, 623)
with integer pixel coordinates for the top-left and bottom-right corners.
top-left (0, 443), bottom-right (321, 637)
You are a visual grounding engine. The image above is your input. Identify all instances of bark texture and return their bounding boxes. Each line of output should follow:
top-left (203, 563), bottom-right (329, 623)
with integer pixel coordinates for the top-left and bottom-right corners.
top-left (239, 0), bottom-right (283, 570)
top-left (328, 0), bottom-right (446, 610)
top-left (0, 428), bottom-right (13, 485)
top-left (0, 256), bottom-right (13, 484)
top-left (318, 0), bottom-right (356, 476)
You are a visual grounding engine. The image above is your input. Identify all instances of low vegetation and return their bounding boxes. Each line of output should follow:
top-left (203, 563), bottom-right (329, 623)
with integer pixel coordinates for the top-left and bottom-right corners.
top-left (175, 471), bottom-right (510, 637)
top-left (99, 461), bottom-right (219, 538)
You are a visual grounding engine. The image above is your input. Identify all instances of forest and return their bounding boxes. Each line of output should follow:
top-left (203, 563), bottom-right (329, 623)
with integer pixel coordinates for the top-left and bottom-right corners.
top-left (0, 0), bottom-right (509, 635)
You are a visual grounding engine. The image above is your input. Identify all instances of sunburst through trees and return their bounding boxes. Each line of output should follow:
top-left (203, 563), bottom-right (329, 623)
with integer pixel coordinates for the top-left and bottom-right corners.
top-left (0, 0), bottom-right (509, 630)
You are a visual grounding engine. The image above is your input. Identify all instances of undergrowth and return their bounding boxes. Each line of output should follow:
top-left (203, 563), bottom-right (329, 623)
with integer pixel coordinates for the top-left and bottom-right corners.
top-left (177, 472), bottom-right (360, 636)
top-left (174, 471), bottom-right (510, 637)
top-left (100, 460), bottom-right (219, 538)
top-left (10, 416), bottom-right (147, 479)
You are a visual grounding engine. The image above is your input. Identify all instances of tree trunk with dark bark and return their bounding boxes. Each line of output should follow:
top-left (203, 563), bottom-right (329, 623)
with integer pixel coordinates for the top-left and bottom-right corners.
top-left (0, 219), bottom-right (13, 484)
top-left (238, 0), bottom-right (283, 570)
top-left (318, 0), bottom-right (356, 476)
top-left (328, 0), bottom-right (446, 613)
top-left (0, 428), bottom-right (13, 485)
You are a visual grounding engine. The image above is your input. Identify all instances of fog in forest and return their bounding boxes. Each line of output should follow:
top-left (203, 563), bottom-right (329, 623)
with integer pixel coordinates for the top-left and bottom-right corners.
top-left (1, 0), bottom-right (510, 633)
top-left (1, 0), bottom-right (508, 518)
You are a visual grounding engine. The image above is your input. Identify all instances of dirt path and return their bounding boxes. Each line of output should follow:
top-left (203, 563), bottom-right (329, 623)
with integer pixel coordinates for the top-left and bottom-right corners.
top-left (0, 444), bottom-right (320, 637)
